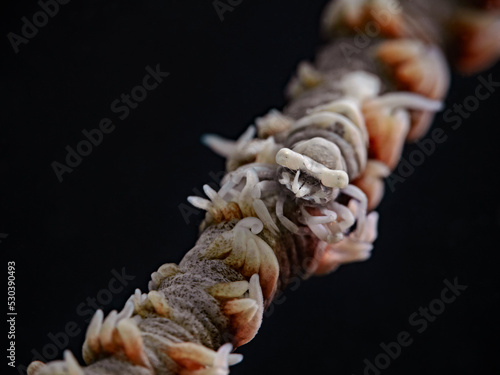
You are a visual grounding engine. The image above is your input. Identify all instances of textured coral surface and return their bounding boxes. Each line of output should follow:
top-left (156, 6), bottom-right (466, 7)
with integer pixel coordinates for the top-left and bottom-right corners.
top-left (3, 0), bottom-right (500, 374)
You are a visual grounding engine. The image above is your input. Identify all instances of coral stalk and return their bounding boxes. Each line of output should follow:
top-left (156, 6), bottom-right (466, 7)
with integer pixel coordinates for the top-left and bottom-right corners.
top-left (28, 0), bottom-right (500, 374)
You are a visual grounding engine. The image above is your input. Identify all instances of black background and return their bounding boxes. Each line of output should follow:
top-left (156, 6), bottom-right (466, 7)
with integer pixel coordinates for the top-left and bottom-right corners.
top-left (1, 0), bottom-right (500, 374)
